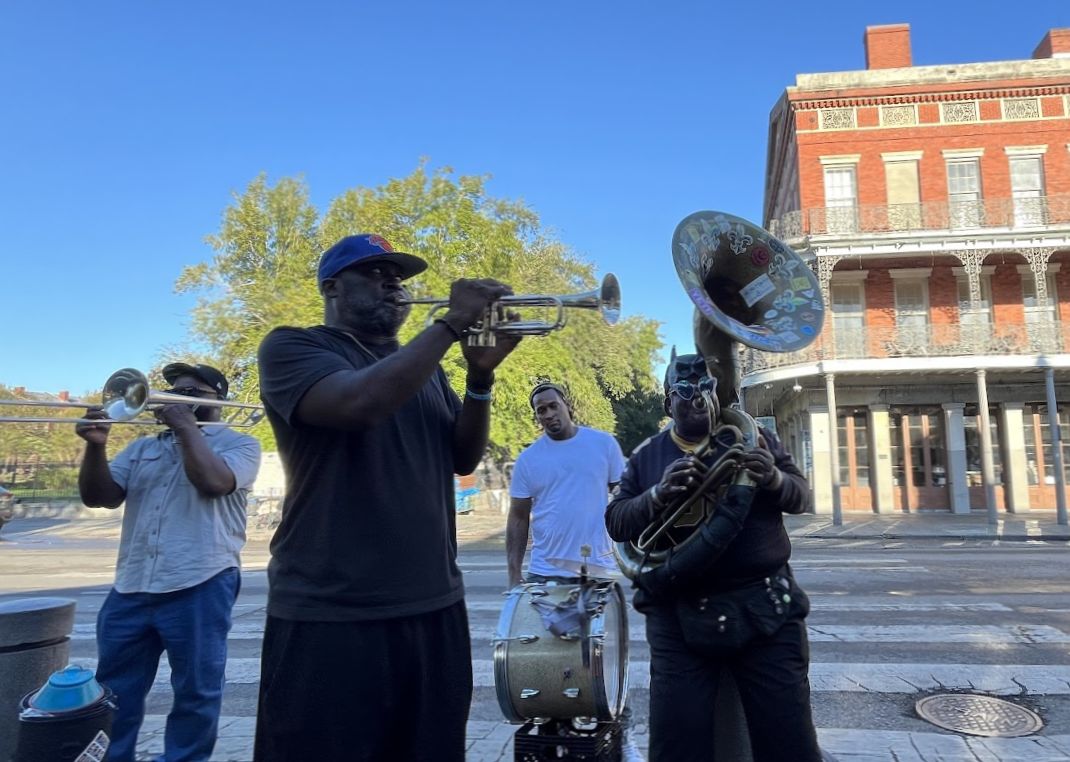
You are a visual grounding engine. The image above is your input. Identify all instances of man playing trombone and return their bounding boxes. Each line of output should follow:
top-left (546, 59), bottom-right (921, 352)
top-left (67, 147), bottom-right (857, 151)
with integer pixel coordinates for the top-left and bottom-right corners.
top-left (254, 233), bottom-right (522, 761)
top-left (75, 363), bottom-right (261, 762)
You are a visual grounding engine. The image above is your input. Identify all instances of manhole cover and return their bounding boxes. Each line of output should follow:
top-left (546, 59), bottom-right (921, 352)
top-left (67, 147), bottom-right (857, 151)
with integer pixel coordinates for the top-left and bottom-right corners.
top-left (916, 694), bottom-right (1043, 737)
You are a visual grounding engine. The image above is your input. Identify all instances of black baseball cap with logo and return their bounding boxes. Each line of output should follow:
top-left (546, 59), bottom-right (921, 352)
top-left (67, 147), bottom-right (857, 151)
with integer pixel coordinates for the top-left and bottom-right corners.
top-left (162, 363), bottom-right (229, 398)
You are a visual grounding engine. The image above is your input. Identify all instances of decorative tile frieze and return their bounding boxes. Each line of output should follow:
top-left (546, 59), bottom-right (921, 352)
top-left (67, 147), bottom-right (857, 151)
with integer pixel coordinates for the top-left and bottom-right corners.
top-left (880, 105), bottom-right (917, 126)
top-left (941, 101), bottom-right (978, 123)
top-left (1003, 98), bottom-right (1041, 120)
top-left (819, 108), bottom-right (856, 130)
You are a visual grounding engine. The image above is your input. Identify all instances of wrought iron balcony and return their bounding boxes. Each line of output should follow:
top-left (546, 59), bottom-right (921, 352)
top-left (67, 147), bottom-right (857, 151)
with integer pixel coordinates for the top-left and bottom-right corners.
top-left (740, 320), bottom-right (1069, 374)
top-left (767, 195), bottom-right (1070, 240)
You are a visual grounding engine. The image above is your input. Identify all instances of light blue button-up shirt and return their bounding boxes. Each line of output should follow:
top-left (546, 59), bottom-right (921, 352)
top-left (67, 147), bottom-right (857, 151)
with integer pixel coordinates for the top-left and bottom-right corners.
top-left (108, 426), bottom-right (261, 594)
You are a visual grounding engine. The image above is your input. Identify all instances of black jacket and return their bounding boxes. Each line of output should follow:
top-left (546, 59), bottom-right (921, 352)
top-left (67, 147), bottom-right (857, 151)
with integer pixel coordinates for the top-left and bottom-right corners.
top-left (606, 425), bottom-right (809, 606)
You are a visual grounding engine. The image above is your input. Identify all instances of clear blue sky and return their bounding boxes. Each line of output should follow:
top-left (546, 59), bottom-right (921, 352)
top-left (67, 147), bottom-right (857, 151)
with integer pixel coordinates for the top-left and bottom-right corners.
top-left (2, 0), bottom-right (1066, 396)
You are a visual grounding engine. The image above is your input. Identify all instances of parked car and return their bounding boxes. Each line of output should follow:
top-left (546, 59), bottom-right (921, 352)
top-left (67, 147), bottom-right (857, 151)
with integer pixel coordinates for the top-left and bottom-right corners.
top-left (0, 485), bottom-right (18, 535)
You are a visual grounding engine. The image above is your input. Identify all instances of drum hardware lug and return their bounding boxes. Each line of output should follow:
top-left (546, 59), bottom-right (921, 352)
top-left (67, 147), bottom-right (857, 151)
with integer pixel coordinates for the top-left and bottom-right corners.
top-left (563, 688), bottom-right (581, 699)
top-left (492, 634), bottom-right (540, 644)
top-left (520, 688), bottom-right (541, 699)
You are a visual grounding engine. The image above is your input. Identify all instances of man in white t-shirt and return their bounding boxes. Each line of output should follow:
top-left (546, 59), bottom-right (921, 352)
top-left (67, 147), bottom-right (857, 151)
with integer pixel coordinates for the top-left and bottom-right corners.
top-left (506, 381), bottom-right (643, 762)
top-left (507, 382), bottom-right (625, 585)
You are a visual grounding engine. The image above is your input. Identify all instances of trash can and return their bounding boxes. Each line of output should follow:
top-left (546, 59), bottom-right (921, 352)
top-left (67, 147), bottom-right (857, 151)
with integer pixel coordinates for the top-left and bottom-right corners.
top-left (0, 597), bottom-right (76, 761)
top-left (14, 664), bottom-right (117, 761)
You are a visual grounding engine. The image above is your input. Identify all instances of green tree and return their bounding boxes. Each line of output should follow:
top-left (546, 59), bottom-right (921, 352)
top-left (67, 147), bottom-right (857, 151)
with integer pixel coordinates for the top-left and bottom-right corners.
top-left (179, 165), bottom-right (663, 457)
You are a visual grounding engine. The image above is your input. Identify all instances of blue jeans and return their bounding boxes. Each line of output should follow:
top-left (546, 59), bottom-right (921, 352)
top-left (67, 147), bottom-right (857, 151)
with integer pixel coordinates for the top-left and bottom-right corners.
top-left (95, 568), bottom-right (240, 762)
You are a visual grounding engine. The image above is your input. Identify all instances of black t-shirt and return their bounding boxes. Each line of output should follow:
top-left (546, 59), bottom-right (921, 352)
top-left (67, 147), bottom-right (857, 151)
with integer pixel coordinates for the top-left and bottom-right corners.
top-left (258, 325), bottom-right (464, 621)
top-left (606, 425), bottom-right (809, 602)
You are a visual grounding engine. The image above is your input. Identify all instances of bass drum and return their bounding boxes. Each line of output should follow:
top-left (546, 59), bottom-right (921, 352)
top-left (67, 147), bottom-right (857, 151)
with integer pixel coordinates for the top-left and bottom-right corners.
top-left (493, 580), bottom-right (629, 723)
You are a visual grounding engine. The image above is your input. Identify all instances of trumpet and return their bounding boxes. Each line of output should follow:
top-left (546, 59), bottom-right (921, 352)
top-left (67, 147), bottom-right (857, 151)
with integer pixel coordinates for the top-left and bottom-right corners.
top-left (0, 368), bottom-right (264, 428)
top-left (400, 273), bottom-right (621, 346)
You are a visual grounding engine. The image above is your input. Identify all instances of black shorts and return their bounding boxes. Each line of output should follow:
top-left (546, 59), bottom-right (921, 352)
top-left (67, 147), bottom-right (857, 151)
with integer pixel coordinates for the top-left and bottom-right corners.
top-left (253, 600), bottom-right (473, 761)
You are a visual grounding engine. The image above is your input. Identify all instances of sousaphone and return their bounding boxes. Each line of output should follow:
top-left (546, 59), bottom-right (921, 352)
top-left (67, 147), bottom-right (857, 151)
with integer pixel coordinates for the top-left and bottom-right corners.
top-left (614, 211), bottom-right (824, 585)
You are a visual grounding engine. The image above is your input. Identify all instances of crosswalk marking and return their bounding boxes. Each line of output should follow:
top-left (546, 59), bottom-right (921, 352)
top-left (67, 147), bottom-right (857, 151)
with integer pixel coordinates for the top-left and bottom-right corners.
top-left (132, 717), bottom-right (1070, 762)
top-left (73, 657), bottom-right (1070, 695)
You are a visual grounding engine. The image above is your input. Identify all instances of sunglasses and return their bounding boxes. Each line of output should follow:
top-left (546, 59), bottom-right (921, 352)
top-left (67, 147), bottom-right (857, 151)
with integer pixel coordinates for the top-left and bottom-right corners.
top-left (168, 387), bottom-right (219, 400)
top-left (669, 377), bottom-right (716, 401)
top-left (673, 357), bottom-right (708, 378)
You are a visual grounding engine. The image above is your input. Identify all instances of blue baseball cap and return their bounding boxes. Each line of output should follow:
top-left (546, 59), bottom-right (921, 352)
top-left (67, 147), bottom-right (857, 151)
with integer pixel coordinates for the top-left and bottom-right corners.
top-left (317, 234), bottom-right (428, 284)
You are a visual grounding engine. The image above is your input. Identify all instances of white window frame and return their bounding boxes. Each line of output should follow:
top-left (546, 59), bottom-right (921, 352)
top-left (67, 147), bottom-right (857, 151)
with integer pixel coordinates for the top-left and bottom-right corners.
top-left (952, 266), bottom-right (995, 326)
top-left (1017, 264), bottom-right (1060, 322)
top-left (821, 156), bottom-right (860, 234)
top-left (890, 269), bottom-right (931, 349)
top-left (882, 151), bottom-right (924, 230)
top-left (943, 150), bottom-right (984, 229)
top-left (1005, 147), bottom-right (1048, 227)
top-left (831, 272), bottom-right (868, 356)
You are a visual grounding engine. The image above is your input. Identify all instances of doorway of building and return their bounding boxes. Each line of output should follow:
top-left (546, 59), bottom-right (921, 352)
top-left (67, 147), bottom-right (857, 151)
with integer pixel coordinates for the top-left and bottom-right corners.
top-left (836, 411), bottom-right (873, 510)
top-left (889, 408), bottom-right (949, 511)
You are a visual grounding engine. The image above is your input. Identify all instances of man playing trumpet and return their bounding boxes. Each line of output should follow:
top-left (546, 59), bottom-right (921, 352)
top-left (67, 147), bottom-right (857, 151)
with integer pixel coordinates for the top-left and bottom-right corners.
top-left (76, 363), bottom-right (261, 762)
top-left (254, 234), bottom-right (522, 761)
top-left (605, 351), bottom-right (820, 762)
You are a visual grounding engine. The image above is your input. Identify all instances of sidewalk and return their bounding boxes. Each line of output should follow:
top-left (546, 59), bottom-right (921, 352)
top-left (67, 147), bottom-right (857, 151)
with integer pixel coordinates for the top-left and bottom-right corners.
top-left (456, 504), bottom-right (1070, 548)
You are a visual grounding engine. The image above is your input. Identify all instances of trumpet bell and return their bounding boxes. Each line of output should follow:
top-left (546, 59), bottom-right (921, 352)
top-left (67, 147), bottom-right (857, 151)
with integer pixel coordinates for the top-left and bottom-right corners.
top-left (554, 272), bottom-right (621, 326)
top-left (672, 211), bottom-right (823, 354)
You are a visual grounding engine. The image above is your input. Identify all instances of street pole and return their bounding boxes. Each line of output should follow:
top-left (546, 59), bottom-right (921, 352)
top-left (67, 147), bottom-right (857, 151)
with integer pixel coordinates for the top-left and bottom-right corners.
top-left (975, 369), bottom-right (998, 526)
top-left (1044, 367), bottom-right (1068, 526)
top-left (825, 372), bottom-right (842, 526)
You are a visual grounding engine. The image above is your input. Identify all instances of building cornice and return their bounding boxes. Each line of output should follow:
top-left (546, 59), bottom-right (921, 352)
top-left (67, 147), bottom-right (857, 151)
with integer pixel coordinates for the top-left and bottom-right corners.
top-left (788, 84), bottom-right (1069, 110)
top-left (792, 58), bottom-right (1070, 94)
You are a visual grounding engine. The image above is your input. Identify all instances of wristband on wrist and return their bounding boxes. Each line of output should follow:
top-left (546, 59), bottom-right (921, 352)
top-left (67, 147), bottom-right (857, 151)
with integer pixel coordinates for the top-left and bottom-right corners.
top-left (434, 318), bottom-right (465, 342)
top-left (465, 387), bottom-right (493, 401)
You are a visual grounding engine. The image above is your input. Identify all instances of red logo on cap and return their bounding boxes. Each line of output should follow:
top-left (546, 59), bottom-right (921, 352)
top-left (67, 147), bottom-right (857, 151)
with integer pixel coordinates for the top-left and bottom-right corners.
top-left (367, 235), bottom-right (394, 253)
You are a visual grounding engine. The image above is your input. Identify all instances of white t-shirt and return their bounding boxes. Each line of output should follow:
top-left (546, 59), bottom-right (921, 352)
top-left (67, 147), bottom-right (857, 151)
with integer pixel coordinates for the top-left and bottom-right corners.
top-left (510, 426), bottom-right (626, 578)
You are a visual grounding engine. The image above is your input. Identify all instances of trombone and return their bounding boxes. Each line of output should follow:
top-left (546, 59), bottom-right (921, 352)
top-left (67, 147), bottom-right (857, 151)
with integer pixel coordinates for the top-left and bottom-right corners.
top-left (400, 273), bottom-right (622, 346)
top-left (0, 368), bottom-right (264, 428)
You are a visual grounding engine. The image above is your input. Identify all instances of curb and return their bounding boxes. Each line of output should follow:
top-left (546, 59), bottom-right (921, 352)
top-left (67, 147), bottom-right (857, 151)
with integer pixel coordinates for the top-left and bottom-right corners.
top-left (793, 532), bottom-right (1070, 541)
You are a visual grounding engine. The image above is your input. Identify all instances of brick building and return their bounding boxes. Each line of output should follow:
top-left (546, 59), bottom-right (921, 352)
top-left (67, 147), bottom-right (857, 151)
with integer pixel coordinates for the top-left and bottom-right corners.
top-left (748, 24), bottom-right (1070, 515)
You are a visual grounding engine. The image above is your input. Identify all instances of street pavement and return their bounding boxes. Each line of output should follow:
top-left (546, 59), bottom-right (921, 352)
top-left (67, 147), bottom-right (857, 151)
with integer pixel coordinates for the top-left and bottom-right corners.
top-left (2, 508), bottom-right (1070, 761)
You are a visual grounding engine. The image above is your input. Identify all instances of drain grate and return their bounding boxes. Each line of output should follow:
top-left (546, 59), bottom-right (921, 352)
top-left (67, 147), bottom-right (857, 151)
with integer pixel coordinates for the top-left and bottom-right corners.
top-left (915, 694), bottom-right (1043, 738)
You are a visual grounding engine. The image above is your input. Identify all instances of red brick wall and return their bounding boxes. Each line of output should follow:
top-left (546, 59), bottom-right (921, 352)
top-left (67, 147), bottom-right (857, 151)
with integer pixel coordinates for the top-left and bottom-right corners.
top-left (1033, 29), bottom-right (1070, 59)
top-left (796, 119), bottom-right (1070, 210)
top-left (864, 25), bottom-right (912, 69)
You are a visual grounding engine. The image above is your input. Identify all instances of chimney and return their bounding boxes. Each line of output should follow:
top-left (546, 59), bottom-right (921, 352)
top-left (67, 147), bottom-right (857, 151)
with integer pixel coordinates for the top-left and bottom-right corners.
top-left (59, 390), bottom-right (70, 402)
top-left (864, 24), bottom-right (912, 69)
top-left (1033, 29), bottom-right (1070, 59)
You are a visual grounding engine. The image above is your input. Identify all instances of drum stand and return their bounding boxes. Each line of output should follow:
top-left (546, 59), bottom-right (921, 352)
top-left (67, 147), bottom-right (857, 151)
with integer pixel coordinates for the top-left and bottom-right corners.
top-left (513, 718), bottom-right (621, 762)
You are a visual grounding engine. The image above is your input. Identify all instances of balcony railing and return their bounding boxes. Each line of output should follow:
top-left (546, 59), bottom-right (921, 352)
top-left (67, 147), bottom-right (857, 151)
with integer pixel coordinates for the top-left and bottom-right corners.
top-left (741, 321), bottom-right (1070, 374)
top-left (767, 195), bottom-right (1070, 240)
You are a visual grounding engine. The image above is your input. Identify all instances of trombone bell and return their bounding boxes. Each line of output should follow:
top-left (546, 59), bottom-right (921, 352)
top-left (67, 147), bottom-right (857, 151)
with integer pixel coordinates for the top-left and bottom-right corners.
top-left (0, 368), bottom-right (264, 427)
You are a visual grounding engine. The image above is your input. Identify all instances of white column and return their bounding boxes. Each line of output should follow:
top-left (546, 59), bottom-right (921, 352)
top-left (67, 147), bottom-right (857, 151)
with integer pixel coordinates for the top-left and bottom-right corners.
top-left (976, 370), bottom-right (998, 524)
top-left (808, 407), bottom-right (833, 515)
top-left (1000, 402), bottom-right (1030, 513)
top-left (942, 403), bottom-right (971, 515)
top-left (868, 405), bottom-right (894, 514)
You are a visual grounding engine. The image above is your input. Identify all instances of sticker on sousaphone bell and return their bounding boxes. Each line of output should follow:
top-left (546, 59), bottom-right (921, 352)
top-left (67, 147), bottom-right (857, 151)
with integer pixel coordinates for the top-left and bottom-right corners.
top-left (672, 210), bottom-right (824, 354)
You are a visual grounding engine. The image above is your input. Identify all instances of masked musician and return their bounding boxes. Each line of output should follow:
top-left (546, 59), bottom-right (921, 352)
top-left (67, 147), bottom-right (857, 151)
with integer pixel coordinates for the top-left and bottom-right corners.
top-left (605, 351), bottom-right (821, 762)
top-left (506, 381), bottom-right (643, 761)
top-left (253, 234), bottom-right (521, 761)
top-left (75, 363), bottom-right (261, 762)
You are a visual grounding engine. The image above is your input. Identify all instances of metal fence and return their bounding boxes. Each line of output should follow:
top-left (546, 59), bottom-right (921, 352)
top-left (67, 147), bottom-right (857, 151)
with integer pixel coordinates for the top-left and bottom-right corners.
top-left (1, 461), bottom-right (80, 500)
